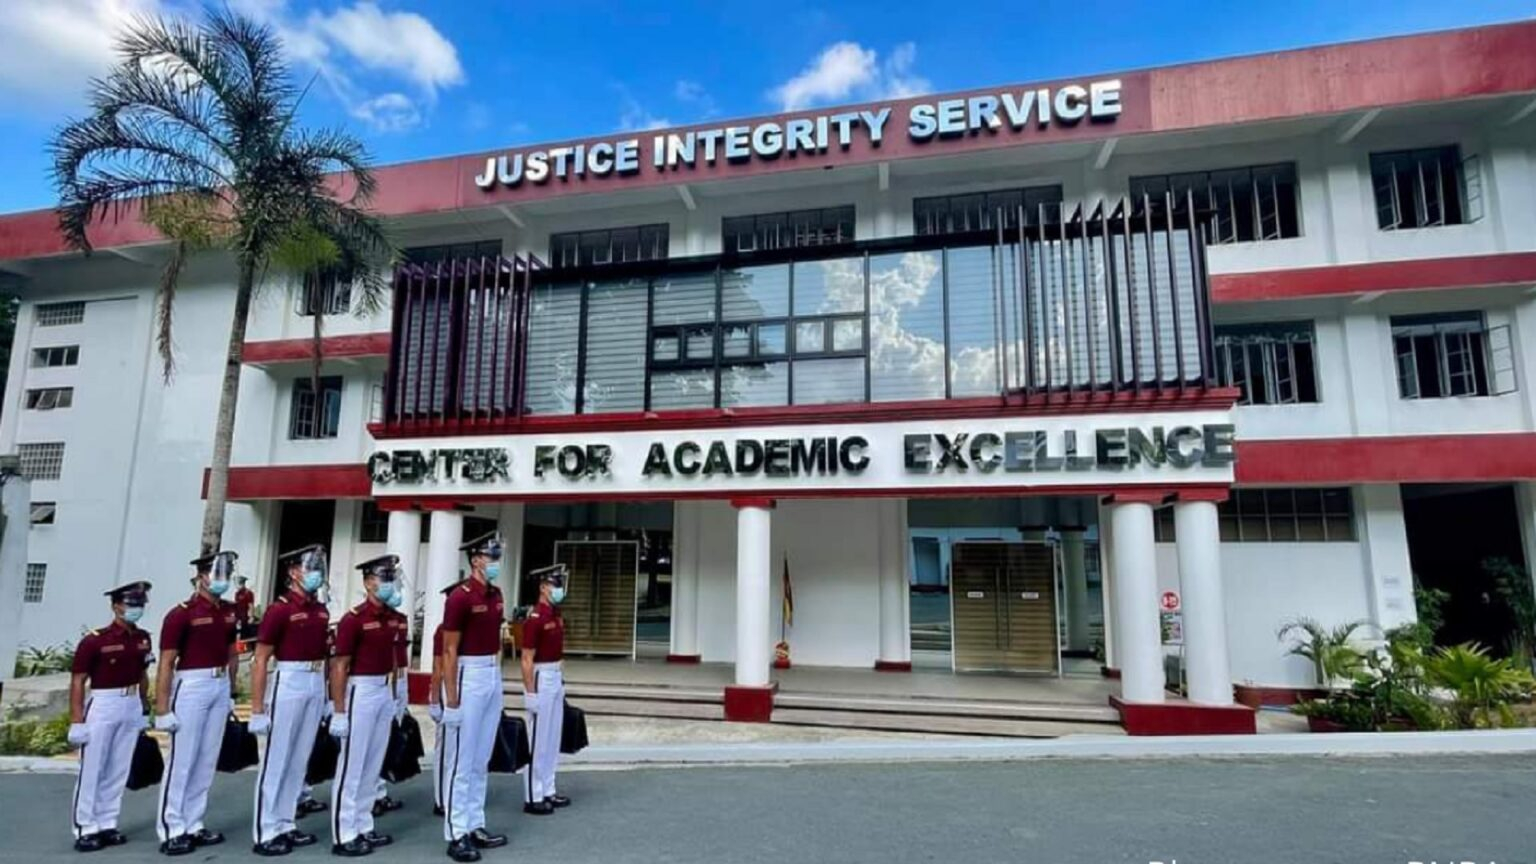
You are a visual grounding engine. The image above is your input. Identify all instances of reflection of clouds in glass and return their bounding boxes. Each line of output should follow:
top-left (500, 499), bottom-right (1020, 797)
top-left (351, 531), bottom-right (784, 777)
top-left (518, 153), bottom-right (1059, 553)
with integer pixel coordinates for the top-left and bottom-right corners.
top-left (869, 251), bottom-right (945, 399)
top-left (800, 258), bottom-right (865, 314)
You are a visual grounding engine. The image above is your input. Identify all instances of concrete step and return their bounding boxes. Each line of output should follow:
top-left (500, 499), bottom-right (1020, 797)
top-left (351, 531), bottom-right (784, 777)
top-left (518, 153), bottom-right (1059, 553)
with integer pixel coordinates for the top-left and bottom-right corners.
top-left (768, 707), bottom-right (1124, 739)
top-left (772, 692), bottom-right (1120, 724)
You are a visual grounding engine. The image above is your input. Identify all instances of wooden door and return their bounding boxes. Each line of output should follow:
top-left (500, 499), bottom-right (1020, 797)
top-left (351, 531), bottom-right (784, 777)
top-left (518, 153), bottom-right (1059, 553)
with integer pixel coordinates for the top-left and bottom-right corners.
top-left (950, 542), bottom-right (1059, 673)
top-left (554, 541), bottom-right (638, 656)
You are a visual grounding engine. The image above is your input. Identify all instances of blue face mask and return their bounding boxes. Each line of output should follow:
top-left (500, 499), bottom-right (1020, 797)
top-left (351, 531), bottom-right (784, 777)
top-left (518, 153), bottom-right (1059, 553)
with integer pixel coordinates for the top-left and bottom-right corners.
top-left (385, 591), bottom-right (403, 609)
top-left (375, 581), bottom-right (396, 603)
top-left (122, 606), bottom-right (144, 624)
top-left (207, 579), bottom-right (229, 597)
top-left (484, 561), bottom-right (502, 580)
top-left (550, 587), bottom-right (566, 605)
top-left (302, 570), bottom-right (325, 594)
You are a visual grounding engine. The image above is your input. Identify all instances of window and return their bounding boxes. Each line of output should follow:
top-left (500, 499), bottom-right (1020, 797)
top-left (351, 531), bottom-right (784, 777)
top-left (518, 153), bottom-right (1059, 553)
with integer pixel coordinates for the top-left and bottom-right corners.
top-left (298, 270), bottom-right (351, 316)
top-left (288, 376), bottom-right (343, 439)
top-left (1216, 488), bottom-right (1356, 542)
top-left (17, 442), bottom-right (64, 480)
top-left (35, 302), bottom-right (84, 326)
top-left (1154, 506), bottom-right (1176, 542)
top-left (549, 224), bottom-right (668, 269)
top-left (1215, 322), bottom-right (1318, 405)
top-left (464, 516), bottom-right (499, 545)
top-left (29, 502), bottom-right (55, 525)
top-left (723, 206), bottom-right (855, 253)
top-left (359, 501), bottom-right (389, 543)
top-left (914, 185), bottom-right (1063, 236)
top-left (1130, 163), bottom-right (1300, 244)
top-left (30, 346), bottom-right (78, 368)
top-left (23, 563), bottom-right (45, 603)
top-left (582, 279), bottom-right (650, 413)
top-left (1371, 146), bottom-right (1480, 230)
top-left (24, 387), bottom-right (73, 410)
top-left (405, 240), bottom-right (503, 265)
top-left (1392, 312), bottom-right (1515, 399)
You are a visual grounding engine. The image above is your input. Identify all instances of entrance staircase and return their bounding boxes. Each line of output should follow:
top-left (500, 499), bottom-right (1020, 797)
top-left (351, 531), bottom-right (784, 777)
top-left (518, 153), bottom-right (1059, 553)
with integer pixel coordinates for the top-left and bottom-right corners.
top-left (503, 680), bottom-right (1123, 738)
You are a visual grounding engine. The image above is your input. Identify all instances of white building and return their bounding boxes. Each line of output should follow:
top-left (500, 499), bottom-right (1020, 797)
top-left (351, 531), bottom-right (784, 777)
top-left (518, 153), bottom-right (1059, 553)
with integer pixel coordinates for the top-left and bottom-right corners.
top-left (3, 22), bottom-right (1536, 731)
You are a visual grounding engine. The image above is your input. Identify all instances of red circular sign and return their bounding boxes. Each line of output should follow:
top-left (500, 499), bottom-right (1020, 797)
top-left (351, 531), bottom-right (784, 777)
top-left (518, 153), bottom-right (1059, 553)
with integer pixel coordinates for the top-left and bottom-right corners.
top-left (1160, 591), bottom-right (1181, 612)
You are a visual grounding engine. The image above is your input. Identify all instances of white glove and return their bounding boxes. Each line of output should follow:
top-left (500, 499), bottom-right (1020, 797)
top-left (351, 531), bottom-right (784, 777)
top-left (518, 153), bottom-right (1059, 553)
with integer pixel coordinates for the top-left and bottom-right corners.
top-left (321, 701), bottom-right (334, 720)
top-left (328, 714), bottom-right (350, 739)
top-left (428, 704), bottom-right (443, 724)
top-left (248, 713), bottom-right (271, 736)
top-left (67, 723), bottom-right (90, 746)
top-left (522, 693), bottom-right (538, 714)
top-left (155, 713), bottom-right (179, 733)
top-left (440, 706), bottom-right (463, 727)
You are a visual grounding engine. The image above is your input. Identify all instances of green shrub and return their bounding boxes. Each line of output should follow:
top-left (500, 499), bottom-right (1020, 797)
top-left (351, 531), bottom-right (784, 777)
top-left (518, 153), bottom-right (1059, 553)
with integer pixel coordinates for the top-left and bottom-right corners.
top-left (12, 642), bottom-right (74, 678)
top-left (0, 710), bottom-right (71, 756)
top-left (1423, 643), bottom-right (1536, 728)
top-left (1277, 617), bottom-right (1371, 687)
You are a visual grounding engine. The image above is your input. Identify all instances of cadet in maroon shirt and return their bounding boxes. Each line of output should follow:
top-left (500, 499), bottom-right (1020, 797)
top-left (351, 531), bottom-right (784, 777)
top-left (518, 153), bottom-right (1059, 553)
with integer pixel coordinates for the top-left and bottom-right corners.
top-left (521, 564), bottom-right (569, 815)
top-left (154, 551), bottom-right (241, 856)
top-left (327, 555), bottom-right (405, 857)
top-left (370, 597), bottom-right (409, 818)
top-left (68, 581), bottom-right (154, 853)
top-left (249, 545), bottom-right (331, 856)
top-left (234, 578), bottom-right (256, 639)
top-left (428, 579), bottom-right (461, 819)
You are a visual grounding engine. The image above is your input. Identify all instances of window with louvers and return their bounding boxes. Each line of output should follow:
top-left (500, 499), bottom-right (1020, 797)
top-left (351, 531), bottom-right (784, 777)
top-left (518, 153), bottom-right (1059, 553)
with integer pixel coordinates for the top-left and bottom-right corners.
top-left (1130, 163), bottom-right (1300, 244)
top-left (550, 225), bottom-right (668, 269)
top-left (914, 186), bottom-right (1063, 235)
top-left (1215, 322), bottom-right (1319, 405)
top-left (723, 206), bottom-right (855, 253)
top-left (581, 279), bottom-right (649, 413)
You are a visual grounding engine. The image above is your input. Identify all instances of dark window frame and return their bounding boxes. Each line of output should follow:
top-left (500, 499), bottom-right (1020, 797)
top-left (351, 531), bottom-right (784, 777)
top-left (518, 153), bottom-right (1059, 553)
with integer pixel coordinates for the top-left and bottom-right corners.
top-left (1391, 311), bottom-right (1515, 399)
top-left (1130, 162), bottom-right (1301, 244)
top-left (1370, 145), bottom-right (1475, 231)
top-left (359, 501), bottom-right (389, 543)
top-left (1158, 488), bottom-right (1357, 543)
top-left (288, 375), bottom-right (344, 440)
top-left (723, 205), bottom-right (856, 253)
top-left (24, 387), bottom-right (74, 411)
top-left (1214, 321), bottom-right (1319, 405)
top-left (30, 345), bottom-right (79, 368)
top-left (914, 185), bottom-right (1064, 236)
top-left (550, 224), bottom-right (669, 270)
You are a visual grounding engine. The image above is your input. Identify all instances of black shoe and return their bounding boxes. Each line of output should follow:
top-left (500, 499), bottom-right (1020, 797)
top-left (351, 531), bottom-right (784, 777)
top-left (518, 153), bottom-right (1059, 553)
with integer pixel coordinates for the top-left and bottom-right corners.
top-left (74, 835), bottom-right (104, 853)
top-left (188, 829), bottom-right (224, 848)
top-left (95, 830), bottom-right (128, 846)
top-left (446, 837), bottom-right (481, 863)
top-left (283, 830), bottom-right (318, 848)
top-left (297, 798), bottom-right (327, 817)
top-left (546, 794), bottom-right (571, 809)
top-left (331, 838), bottom-right (372, 858)
top-left (360, 832), bottom-right (392, 848)
top-left (159, 835), bottom-right (194, 857)
top-left (432, 805), bottom-right (444, 817)
top-left (371, 796), bottom-right (402, 817)
top-left (468, 829), bottom-right (506, 849)
top-left (522, 800), bottom-right (554, 815)
top-left (253, 838), bottom-right (292, 857)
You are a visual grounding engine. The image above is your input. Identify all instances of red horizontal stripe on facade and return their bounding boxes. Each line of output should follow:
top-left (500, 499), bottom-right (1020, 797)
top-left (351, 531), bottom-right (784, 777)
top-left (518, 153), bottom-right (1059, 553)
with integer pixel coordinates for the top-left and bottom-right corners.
top-left (1234, 434), bottom-right (1536, 484)
top-left (1211, 252), bottom-right (1536, 303)
top-left (203, 463), bottom-right (371, 500)
top-left (4, 22), bottom-right (1536, 261)
top-left (241, 332), bottom-right (392, 364)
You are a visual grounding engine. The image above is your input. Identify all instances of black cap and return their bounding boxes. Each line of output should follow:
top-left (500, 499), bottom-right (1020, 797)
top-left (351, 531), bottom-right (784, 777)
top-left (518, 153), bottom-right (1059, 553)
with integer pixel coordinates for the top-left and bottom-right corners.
top-left (106, 581), bottom-right (151, 605)
top-left (279, 544), bottom-right (326, 566)
top-left (189, 551), bottom-right (238, 572)
top-left (356, 554), bottom-right (401, 579)
top-left (459, 532), bottom-right (503, 560)
top-left (531, 564), bottom-right (566, 588)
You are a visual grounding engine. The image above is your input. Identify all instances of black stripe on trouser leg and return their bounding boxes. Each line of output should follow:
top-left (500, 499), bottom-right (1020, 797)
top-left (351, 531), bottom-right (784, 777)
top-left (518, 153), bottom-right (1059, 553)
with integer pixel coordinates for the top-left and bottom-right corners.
top-left (71, 699), bottom-right (95, 838)
top-left (157, 680), bottom-right (183, 840)
top-left (525, 713), bottom-right (536, 803)
top-left (253, 671), bottom-right (281, 844)
top-left (444, 669), bottom-right (464, 840)
top-left (332, 684), bottom-right (355, 845)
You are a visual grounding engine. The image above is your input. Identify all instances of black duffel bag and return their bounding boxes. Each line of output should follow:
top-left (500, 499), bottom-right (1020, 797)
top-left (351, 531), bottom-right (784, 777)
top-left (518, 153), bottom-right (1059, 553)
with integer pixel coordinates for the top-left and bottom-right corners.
top-left (306, 722), bottom-right (339, 785)
top-left (126, 731), bottom-right (163, 790)
top-left (487, 713), bottom-right (531, 774)
top-left (216, 713), bottom-right (259, 773)
top-left (560, 701), bottom-right (588, 755)
top-left (380, 715), bottom-right (424, 783)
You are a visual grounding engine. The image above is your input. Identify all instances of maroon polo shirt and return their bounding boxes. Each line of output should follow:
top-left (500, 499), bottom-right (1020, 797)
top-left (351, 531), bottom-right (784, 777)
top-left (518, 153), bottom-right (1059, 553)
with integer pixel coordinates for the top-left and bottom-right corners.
top-left (256, 590), bottom-right (331, 662)
top-left (387, 607), bottom-right (408, 670)
top-left (234, 587), bottom-right (255, 625)
top-left (333, 599), bottom-right (398, 676)
top-left (432, 624), bottom-right (444, 659)
top-left (441, 578), bottom-right (504, 657)
top-left (521, 601), bottom-right (564, 663)
top-left (73, 620), bottom-right (153, 689)
top-left (160, 594), bottom-right (237, 671)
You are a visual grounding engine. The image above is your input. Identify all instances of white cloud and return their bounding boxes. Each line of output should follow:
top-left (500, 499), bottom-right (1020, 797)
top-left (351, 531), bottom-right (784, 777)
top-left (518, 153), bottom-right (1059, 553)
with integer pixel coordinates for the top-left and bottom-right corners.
top-left (768, 40), bottom-right (932, 111)
top-left (673, 78), bottom-right (718, 118)
top-left (350, 92), bottom-right (420, 132)
top-left (304, 2), bottom-right (463, 94)
top-left (616, 88), bottom-right (669, 132)
top-left (0, 0), bottom-right (174, 105)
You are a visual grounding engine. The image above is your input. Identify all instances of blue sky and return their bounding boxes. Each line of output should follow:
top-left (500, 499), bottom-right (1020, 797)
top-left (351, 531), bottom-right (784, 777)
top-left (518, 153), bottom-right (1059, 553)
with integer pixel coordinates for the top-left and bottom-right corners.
top-left (0, 0), bottom-right (1529, 212)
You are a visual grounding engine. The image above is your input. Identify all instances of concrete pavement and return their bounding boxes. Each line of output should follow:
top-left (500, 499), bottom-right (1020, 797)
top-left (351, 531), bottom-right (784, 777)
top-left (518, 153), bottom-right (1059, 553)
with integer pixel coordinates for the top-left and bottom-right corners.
top-left (2, 753), bottom-right (1533, 863)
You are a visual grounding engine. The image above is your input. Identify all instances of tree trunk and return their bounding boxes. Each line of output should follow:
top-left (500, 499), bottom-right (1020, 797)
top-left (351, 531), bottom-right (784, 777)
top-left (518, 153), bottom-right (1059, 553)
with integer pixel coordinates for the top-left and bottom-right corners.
top-left (199, 256), bottom-right (258, 556)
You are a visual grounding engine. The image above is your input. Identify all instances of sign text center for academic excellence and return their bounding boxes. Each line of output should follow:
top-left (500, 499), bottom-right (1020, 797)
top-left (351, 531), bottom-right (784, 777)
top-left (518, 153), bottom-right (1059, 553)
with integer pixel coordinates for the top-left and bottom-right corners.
top-left (474, 79), bottom-right (1123, 189)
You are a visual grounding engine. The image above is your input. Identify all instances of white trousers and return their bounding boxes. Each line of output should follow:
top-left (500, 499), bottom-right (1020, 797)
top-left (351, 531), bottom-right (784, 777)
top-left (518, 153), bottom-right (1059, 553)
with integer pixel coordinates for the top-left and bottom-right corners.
top-left (72, 689), bottom-right (144, 839)
top-left (330, 676), bottom-right (391, 845)
top-left (443, 656), bottom-right (501, 842)
top-left (432, 679), bottom-right (446, 811)
top-left (157, 670), bottom-right (231, 842)
top-left (252, 666), bottom-right (324, 844)
top-left (523, 664), bottom-right (565, 804)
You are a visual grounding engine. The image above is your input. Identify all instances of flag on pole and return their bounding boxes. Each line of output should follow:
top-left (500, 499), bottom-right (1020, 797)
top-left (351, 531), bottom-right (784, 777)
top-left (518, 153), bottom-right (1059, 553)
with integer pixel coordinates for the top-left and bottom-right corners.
top-left (781, 557), bottom-right (794, 634)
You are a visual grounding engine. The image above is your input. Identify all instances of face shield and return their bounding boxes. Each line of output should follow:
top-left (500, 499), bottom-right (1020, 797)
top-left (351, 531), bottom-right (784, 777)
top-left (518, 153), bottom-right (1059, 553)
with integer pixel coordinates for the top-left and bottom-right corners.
top-left (298, 548), bottom-right (329, 594)
top-left (204, 551), bottom-right (238, 597)
top-left (370, 557), bottom-right (408, 608)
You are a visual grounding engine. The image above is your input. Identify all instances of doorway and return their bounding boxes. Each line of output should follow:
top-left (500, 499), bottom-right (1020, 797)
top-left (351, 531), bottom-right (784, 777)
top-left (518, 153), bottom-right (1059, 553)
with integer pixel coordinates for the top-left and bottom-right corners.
top-left (271, 500), bottom-right (335, 603)
top-left (1402, 483), bottom-right (1528, 653)
top-left (950, 542), bottom-right (1060, 674)
top-left (553, 540), bottom-right (640, 656)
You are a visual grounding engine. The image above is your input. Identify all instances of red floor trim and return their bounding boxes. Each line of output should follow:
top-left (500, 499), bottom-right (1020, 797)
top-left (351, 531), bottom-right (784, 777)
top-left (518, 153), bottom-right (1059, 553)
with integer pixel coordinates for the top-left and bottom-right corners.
top-left (665, 654), bottom-right (701, 665)
top-left (1109, 694), bottom-right (1257, 736)
top-left (1235, 433), bottom-right (1536, 484)
top-left (204, 463), bottom-right (371, 501)
top-left (242, 332), bottom-right (391, 365)
top-left (874, 660), bottom-right (913, 672)
top-left (1212, 251), bottom-right (1536, 303)
top-left (723, 685), bottom-right (774, 723)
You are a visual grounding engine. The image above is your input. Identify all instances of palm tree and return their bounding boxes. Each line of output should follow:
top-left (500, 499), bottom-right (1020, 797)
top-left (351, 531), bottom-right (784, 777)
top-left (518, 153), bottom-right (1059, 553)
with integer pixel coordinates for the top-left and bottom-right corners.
top-left (50, 10), bottom-right (395, 556)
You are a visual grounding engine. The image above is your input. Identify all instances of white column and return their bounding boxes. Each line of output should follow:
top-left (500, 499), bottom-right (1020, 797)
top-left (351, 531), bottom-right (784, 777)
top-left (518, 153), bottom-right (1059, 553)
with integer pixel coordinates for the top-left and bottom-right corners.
top-left (876, 499), bottom-right (911, 666)
top-left (1174, 500), bottom-right (1232, 706)
top-left (734, 503), bottom-right (772, 687)
top-left (670, 502), bottom-right (700, 659)
top-left (1111, 500), bottom-right (1163, 704)
top-left (1062, 530), bottom-right (1091, 652)
top-left (386, 509), bottom-right (422, 646)
top-left (1357, 484), bottom-right (1417, 633)
top-left (419, 510), bottom-right (464, 673)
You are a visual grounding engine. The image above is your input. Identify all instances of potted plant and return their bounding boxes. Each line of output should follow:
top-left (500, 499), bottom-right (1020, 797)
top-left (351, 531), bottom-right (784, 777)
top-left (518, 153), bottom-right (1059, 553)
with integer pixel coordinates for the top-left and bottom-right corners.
top-left (1277, 617), bottom-right (1371, 689)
